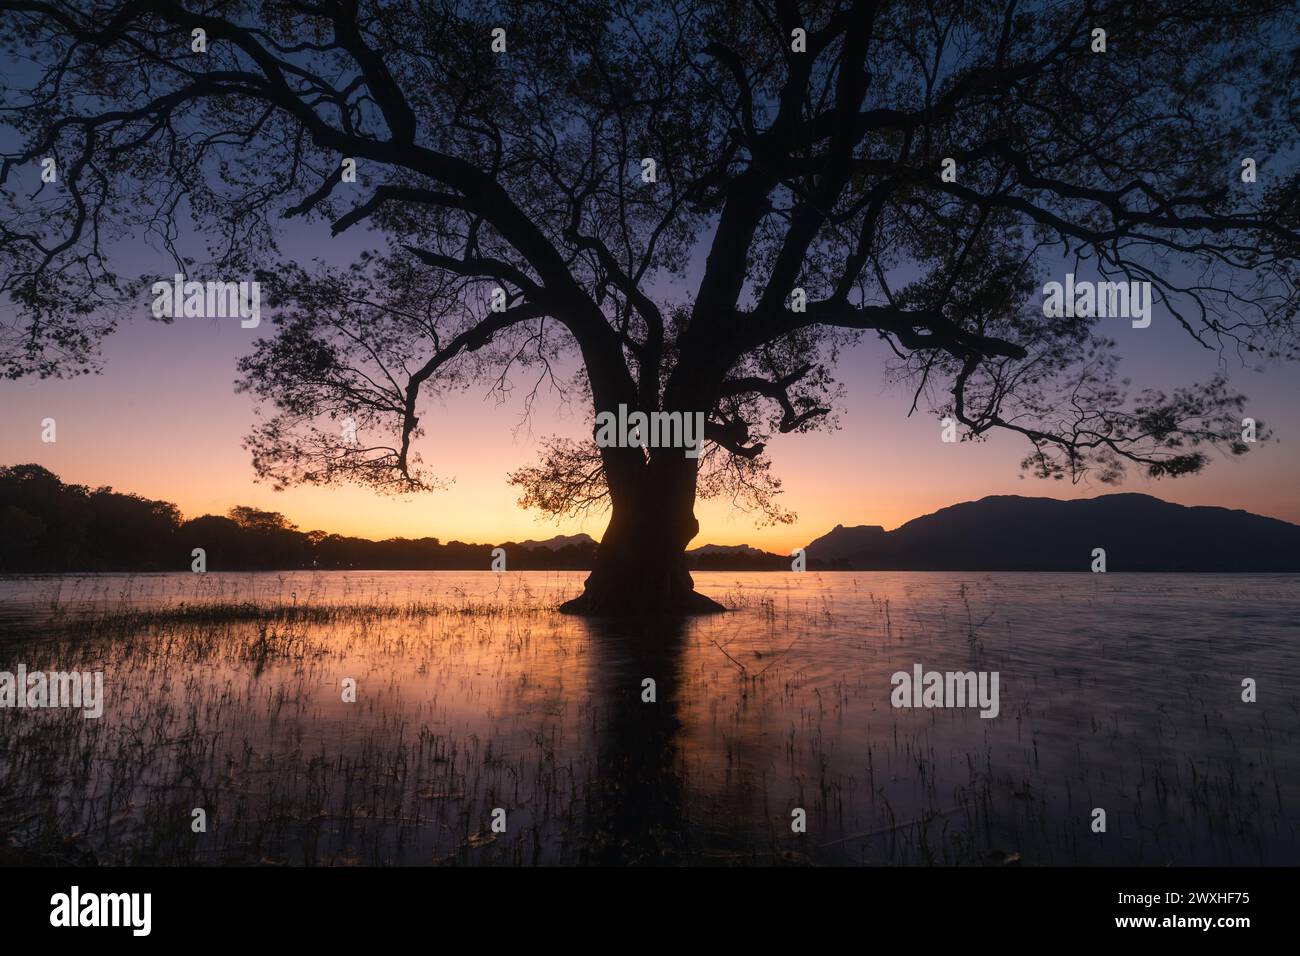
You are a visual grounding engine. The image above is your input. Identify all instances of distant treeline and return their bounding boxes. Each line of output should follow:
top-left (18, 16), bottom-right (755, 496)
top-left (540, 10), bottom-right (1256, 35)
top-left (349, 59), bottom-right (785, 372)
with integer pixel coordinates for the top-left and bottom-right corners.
top-left (0, 464), bottom-right (791, 573)
top-left (689, 551), bottom-right (790, 571)
top-left (0, 464), bottom-right (596, 572)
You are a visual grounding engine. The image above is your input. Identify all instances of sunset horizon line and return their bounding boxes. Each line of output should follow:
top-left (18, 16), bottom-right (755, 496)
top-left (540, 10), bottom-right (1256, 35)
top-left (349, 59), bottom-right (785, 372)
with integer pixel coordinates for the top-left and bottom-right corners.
top-left (5, 460), bottom-right (1296, 555)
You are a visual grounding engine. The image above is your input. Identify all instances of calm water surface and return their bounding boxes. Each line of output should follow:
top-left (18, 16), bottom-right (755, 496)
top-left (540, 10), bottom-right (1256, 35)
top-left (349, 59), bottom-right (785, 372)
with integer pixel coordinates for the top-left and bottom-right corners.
top-left (0, 571), bottom-right (1295, 865)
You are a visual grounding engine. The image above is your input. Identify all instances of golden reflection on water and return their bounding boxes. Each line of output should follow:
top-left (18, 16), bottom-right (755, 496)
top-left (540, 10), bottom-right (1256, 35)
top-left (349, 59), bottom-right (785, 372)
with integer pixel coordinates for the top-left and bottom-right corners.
top-left (0, 571), bottom-right (1296, 865)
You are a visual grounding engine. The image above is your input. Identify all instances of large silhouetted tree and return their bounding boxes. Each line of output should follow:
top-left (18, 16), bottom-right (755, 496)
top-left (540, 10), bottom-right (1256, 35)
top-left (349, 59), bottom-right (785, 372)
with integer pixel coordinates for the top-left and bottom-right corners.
top-left (1, 1), bottom-right (1297, 613)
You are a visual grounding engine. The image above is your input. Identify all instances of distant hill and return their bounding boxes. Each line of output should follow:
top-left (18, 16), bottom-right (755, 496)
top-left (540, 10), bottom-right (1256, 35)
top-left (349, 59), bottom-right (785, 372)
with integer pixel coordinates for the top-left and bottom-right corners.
top-left (0, 463), bottom-right (602, 573)
top-left (687, 542), bottom-right (788, 570)
top-left (804, 494), bottom-right (1300, 572)
top-left (688, 543), bottom-right (768, 556)
top-left (509, 533), bottom-right (597, 551)
top-left (4, 465), bottom-right (1296, 573)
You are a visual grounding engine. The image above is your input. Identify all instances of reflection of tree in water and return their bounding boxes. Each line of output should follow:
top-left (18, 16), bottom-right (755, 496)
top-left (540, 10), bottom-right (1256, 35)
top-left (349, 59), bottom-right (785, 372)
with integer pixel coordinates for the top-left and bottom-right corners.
top-left (578, 616), bottom-right (692, 865)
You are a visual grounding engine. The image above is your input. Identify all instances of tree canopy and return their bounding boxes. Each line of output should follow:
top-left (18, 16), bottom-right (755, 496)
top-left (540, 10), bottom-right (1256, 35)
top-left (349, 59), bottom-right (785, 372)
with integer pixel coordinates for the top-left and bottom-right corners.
top-left (1, 2), bottom-right (1296, 603)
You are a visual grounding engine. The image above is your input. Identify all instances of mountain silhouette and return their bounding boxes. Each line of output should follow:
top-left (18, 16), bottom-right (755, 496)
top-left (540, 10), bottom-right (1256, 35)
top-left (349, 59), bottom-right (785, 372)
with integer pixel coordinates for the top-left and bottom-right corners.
top-left (509, 533), bottom-right (597, 551)
top-left (688, 543), bottom-right (770, 556)
top-left (4, 465), bottom-right (1297, 573)
top-left (804, 494), bottom-right (1300, 572)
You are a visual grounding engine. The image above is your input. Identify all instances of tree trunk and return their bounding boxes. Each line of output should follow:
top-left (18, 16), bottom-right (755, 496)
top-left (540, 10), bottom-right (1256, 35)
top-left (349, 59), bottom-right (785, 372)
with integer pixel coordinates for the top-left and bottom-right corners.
top-left (559, 454), bottom-right (725, 616)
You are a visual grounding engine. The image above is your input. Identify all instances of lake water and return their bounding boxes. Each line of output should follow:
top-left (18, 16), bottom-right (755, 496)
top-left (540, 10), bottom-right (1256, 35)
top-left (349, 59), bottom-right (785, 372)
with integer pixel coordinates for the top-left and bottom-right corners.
top-left (0, 571), bottom-right (1296, 865)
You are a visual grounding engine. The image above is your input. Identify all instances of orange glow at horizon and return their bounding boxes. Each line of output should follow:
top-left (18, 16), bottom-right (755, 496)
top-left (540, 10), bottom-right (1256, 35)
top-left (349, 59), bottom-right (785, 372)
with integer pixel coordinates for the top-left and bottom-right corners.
top-left (2, 312), bottom-right (1297, 555)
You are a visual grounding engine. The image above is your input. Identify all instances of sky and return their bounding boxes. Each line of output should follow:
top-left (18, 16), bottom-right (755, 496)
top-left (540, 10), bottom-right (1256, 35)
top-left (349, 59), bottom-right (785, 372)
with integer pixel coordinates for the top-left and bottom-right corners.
top-left (1, 39), bottom-right (1296, 555)
top-left (1, 267), bottom-right (1296, 554)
